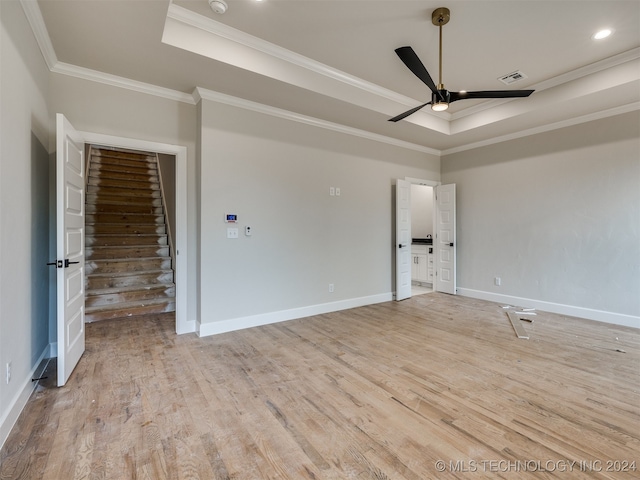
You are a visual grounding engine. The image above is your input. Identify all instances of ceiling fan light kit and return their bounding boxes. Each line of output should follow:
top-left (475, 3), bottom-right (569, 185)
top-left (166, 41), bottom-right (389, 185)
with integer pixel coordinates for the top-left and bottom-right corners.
top-left (389, 7), bottom-right (534, 122)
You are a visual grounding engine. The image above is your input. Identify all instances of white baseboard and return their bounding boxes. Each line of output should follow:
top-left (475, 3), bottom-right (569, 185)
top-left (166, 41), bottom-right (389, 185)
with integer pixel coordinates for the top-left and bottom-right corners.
top-left (457, 288), bottom-right (640, 329)
top-left (0, 346), bottom-right (50, 450)
top-left (198, 293), bottom-right (393, 337)
top-left (177, 319), bottom-right (197, 335)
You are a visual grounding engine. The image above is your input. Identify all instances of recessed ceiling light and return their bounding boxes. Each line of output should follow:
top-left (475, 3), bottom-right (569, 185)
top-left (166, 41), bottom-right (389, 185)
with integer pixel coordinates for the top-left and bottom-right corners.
top-left (593, 29), bottom-right (612, 40)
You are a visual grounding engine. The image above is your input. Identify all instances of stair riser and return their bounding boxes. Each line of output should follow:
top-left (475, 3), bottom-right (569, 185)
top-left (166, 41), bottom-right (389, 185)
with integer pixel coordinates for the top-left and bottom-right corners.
top-left (86, 271), bottom-right (174, 290)
top-left (91, 161), bottom-right (156, 173)
top-left (89, 164), bottom-right (158, 181)
top-left (86, 258), bottom-right (172, 275)
top-left (89, 169), bottom-right (158, 183)
top-left (86, 194), bottom-right (162, 207)
top-left (86, 235), bottom-right (167, 246)
top-left (87, 185), bottom-right (161, 198)
top-left (88, 177), bottom-right (160, 190)
top-left (86, 204), bottom-right (163, 215)
top-left (86, 214), bottom-right (165, 225)
top-left (85, 224), bottom-right (166, 235)
top-left (91, 154), bottom-right (156, 167)
top-left (86, 286), bottom-right (176, 308)
top-left (85, 300), bottom-right (176, 323)
top-left (86, 246), bottom-right (170, 260)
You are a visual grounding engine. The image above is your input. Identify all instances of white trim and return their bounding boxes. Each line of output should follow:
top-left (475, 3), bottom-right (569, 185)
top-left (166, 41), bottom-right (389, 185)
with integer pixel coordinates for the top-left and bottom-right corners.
top-left (404, 177), bottom-right (440, 187)
top-left (442, 102), bottom-right (640, 156)
top-left (20, 0), bottom-right (57, 69)
top-left (194, 88), bottom-right (439, 155)
top-left (52, 62), bottom-right (196, 105)
top-left (0, 346), bottom-right (49, 450)
top-left (167, 3), bottom-right (425, 111)
top-left (79, 132), bottom-right (194, 334)
top-left (197, 293), bottom-right (393, 337)
top-left (458, 288), bottom-right (640, 329)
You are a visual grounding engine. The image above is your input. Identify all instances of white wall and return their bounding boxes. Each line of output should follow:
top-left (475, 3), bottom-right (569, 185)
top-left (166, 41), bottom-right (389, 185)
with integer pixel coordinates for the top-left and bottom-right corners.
top-left (48, 74), bottom-right (199, 329)
top-left (442, 112), bottom-right (640, 327)
top-left (198, 100), bottom-right (440, 335)
top-left (411, 184), bottom-right (433, 238)
top-left (0, 0), bottom-right (52, 447)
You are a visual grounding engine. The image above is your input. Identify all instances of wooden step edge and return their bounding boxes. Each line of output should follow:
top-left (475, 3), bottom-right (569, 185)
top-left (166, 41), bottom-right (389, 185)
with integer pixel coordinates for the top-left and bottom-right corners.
top-left (86, 256), bottom-right (172, 265)
top-left (86, 244), bottom-right (170, 250)
top-left (86, 283), bottom-right (175, 297)
top-left (85, 298), bottom-right (176, 320)
top-left (86, 269), bottom-right (174, 279)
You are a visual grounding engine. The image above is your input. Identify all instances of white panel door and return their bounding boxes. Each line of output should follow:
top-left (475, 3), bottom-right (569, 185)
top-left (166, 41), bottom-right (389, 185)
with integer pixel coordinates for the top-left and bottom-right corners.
top-left (56, 114), bottom-right (86, 386)
top-left (396, 179), bottom-right (412, 301)
top-left (435, 184), bottom-right (456, 295)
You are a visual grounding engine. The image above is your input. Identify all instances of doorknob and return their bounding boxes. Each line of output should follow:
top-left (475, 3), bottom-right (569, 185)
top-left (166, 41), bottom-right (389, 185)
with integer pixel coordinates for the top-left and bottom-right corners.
top-left (47, 260), bottom-right (63, 268)
top-left (64, 259), bottom-right (80, 268)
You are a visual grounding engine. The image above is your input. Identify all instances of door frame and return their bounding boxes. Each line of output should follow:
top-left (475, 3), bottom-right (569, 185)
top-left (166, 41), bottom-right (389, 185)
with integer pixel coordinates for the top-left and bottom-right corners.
top-left (80, 131), bottom-right (192, 334)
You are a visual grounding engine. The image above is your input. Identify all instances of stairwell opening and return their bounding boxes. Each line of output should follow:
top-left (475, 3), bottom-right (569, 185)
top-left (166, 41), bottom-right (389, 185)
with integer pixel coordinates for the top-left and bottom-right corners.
top-left (84, 145), bottom-right (177, 322)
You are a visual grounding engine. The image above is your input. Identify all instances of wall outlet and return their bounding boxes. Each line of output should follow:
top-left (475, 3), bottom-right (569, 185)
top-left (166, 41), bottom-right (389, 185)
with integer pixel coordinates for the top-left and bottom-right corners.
top-left (494, 277), bottom-right (501, 286)
top-left (6, 362), bottom-right (11, 384)
top-left (329, 283), bottom-right (334, 293)
top-left (335, 187), bottom-right (341, 196)
top-left (329, 187), bottom-right (335, 196)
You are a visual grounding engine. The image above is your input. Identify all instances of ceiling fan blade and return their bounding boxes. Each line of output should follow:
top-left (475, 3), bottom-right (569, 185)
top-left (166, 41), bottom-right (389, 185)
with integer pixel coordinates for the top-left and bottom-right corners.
top-left (388, 102), bottom-right (432, 122)
top-left (450, 89), bottom-right (534, 103)
top-left (395, 46), bottom-right (439, 95)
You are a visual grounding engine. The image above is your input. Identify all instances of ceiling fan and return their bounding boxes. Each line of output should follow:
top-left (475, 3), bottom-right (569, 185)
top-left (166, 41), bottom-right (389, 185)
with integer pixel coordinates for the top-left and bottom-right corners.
top-left (389, 7), bottom-right (534, 122)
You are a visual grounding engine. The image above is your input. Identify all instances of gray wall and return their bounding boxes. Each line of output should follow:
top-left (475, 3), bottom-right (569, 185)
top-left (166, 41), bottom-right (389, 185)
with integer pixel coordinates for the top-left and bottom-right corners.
top-left (199, 100), bottom-right (440, 330)
top-left (442, 111), bottom-right (640, 323)
top-left (0, 0), bottom-right (52, 445)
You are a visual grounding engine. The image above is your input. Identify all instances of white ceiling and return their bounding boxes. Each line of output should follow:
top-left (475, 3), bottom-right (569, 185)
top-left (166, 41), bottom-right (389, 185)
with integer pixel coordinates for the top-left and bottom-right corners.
top-left (34, 0), bottom-right (640, 153)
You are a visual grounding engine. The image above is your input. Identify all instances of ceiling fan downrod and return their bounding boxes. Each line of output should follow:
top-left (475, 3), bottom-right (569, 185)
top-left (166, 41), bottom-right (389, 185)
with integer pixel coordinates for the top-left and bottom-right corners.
top-left (432, 7), bottom-right (450, 90)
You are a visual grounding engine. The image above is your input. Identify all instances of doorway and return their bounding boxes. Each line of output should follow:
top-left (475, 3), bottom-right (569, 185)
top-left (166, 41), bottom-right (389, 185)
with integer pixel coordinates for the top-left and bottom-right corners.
top-left (395, 177), bottom-right (456, 301)
top-left (79, 131), bottom-right (191, 334)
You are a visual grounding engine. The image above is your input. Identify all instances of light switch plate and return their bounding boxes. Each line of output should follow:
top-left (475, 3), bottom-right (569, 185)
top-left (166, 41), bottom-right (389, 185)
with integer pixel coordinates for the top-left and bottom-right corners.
top-left (227, 227), bottom-right (239, 239)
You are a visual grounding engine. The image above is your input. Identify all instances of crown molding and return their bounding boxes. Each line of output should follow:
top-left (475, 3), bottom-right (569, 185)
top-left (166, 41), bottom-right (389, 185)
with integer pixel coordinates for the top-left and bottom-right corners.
top-left (20, 0), bottom-right (57, 70)
top-left (443, 101), bottom-right (640, 156)
top-left (194, 88), bottom-right (441, 156)
top-left (52, 62), bottom-right (196, 104)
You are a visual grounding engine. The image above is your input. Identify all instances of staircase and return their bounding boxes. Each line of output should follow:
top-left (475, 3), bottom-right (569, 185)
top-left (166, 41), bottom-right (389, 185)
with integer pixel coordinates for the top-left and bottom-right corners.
top-left (84, 147), bottom-right (176, 322)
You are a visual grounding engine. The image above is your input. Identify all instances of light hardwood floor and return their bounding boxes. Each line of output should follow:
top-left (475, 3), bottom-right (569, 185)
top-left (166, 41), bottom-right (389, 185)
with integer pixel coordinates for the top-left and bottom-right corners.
top-left (1, 293), bottom-right (638, 479)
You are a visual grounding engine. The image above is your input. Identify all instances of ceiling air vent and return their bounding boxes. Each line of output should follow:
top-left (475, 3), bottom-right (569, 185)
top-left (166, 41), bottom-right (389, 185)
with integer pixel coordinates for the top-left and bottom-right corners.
top-left (498, 70), bottom-right (528, 85)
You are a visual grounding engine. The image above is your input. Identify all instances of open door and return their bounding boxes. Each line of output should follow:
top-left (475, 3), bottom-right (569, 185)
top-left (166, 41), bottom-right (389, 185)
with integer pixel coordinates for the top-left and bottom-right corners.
top-left (395, 179), bottom-right (412, 301)
top-left (435, 183), bottom-right (456, 294)
top-left (56, 114), bottom-right (86, 386)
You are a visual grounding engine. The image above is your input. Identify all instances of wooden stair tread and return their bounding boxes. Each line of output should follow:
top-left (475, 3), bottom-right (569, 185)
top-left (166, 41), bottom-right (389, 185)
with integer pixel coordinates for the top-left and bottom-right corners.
top-left (86, 283), bottom-right (175, 296)
top-left (85, 298), bottom-right (176, 322)
top-left (85, 296), bottom-right (174, 311)
top-left (86, 268), bottom-right (173, 278)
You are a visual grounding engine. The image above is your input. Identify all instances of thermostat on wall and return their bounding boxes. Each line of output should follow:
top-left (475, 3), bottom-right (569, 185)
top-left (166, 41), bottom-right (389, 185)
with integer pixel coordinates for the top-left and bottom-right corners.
top-left (224, 213), bottom-right (237, 223)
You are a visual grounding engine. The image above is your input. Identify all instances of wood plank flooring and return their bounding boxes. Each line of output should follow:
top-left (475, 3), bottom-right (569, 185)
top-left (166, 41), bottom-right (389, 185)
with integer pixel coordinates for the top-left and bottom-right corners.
top-left (1, 293), bottom-right (638, 479)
